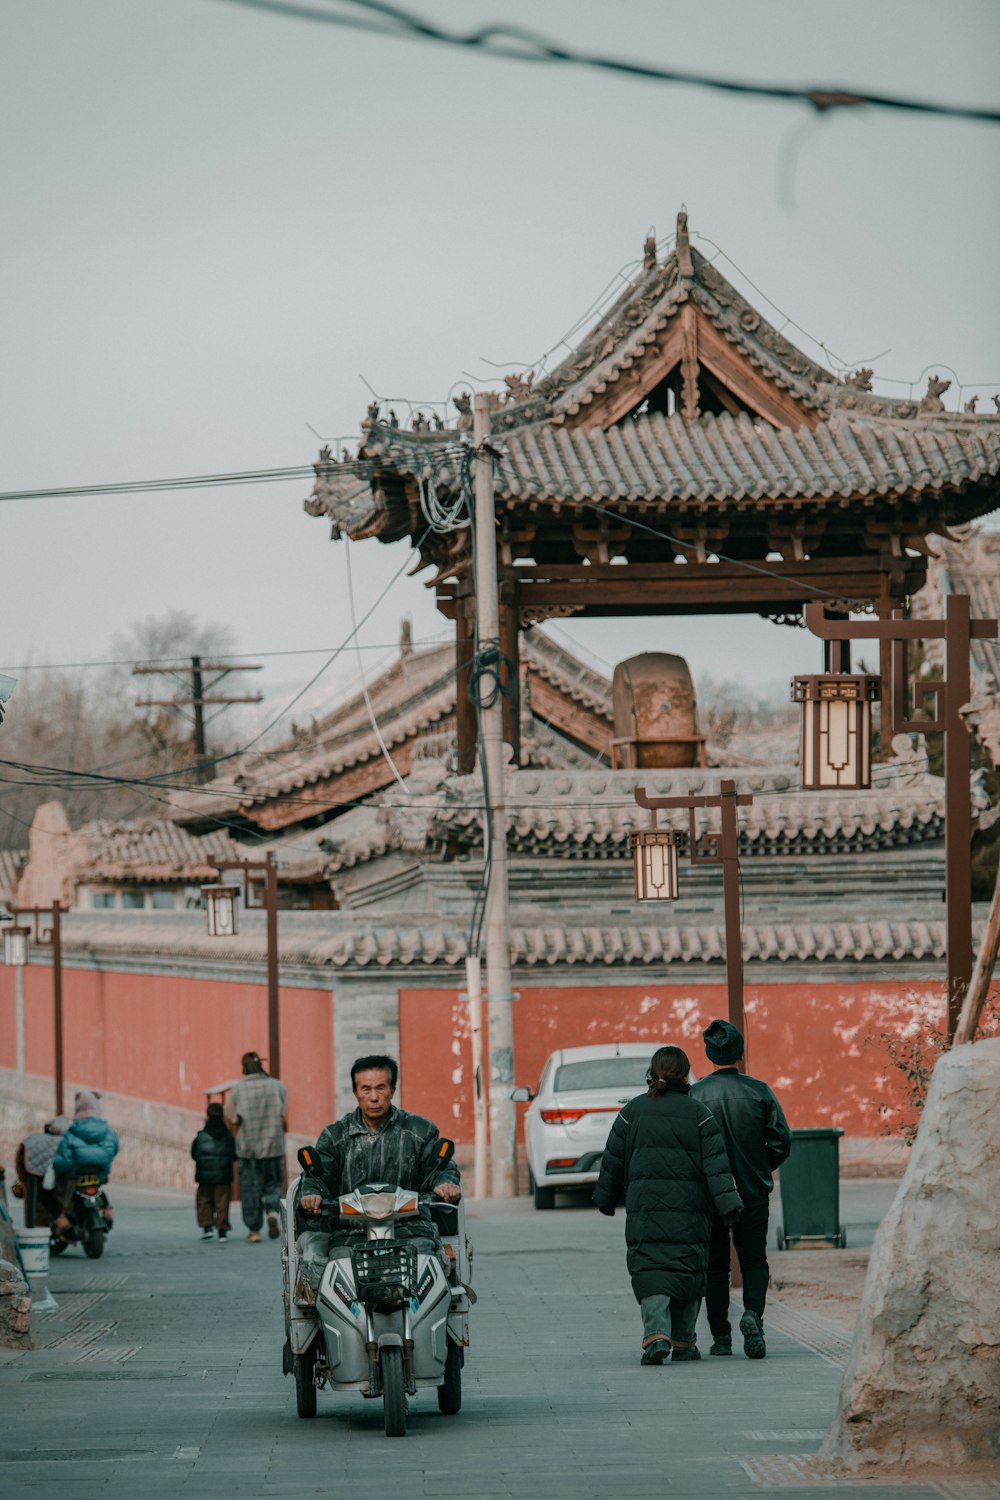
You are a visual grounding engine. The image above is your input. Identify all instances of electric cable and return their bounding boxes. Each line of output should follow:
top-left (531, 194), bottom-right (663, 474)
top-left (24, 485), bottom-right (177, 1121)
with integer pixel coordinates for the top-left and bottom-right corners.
top-left (214, 0), bottom-right (1000, 125)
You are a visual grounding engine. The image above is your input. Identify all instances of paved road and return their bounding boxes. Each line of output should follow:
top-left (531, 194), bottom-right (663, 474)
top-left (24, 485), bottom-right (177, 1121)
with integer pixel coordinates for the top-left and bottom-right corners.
top-left (0, 1181), bottom-right (979, 1499)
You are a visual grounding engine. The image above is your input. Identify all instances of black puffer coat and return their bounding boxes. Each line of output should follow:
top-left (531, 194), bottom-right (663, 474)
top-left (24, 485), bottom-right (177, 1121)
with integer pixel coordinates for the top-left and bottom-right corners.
top-left (191, 1120), bottom-right (236, 1186)
top-left (592, 1082), bottom-right (743, 1303)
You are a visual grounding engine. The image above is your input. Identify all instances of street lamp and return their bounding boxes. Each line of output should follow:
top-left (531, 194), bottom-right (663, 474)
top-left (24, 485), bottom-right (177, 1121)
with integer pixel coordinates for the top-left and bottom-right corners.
top-left (3, 925), bottom-right (31, 967)
top-left (629, 828), bottom-right (680, 901)
top-left (202, 853), bottom-right (281, 1077)
top-left (797, 595), bottom-right (999, 1037)
top-left (7, 905), bottom-right (66, 1114)
top-left (792, 672), bottom-right (881, 790)
top-left (631, 780), bottom-right (752, 1043)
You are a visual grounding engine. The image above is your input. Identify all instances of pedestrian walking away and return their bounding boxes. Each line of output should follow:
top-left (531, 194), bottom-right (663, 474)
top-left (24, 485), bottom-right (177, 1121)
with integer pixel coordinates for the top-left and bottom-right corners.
top-left (691, 1019), bottom-right (792, 1360)
top-left (192, 1101), bottom-right (237, 1241)
top-left (592, 1045), bottom-right (743, 1366)
top-left (224, 1050), bottom-right (288, 1243)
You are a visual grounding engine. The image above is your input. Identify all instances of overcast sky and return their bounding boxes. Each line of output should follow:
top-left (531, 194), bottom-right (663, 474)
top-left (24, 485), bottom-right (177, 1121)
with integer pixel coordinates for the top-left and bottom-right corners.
top-left (2, 0), bottom-right (998, 725)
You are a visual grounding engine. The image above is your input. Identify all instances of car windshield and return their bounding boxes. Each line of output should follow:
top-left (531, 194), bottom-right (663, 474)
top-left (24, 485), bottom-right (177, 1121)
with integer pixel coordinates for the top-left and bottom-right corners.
top-left (552, 1058), bottom-right (650, 1093)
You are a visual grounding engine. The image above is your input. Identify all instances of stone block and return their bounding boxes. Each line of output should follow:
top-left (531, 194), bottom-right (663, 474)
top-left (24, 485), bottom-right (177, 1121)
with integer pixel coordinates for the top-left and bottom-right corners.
top-left (0, 1255), bottom-right (32, 1348)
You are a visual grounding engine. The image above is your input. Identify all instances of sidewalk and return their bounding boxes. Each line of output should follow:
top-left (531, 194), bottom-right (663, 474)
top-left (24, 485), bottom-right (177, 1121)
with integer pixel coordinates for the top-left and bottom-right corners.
top-left (0, 1180), bottom-right (992, 1499)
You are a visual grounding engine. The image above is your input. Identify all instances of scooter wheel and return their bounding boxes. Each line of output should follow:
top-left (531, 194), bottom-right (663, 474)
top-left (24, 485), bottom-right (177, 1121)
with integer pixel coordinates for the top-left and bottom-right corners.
top-left (83, 1231), bottom-right (106, 1260)
top-left (437, 1341), bottom-right (463, 1415)
top-left (381, 1347), bottom-right (407, 1437)
top-left (294, 1350), bottom-right (317, 1419)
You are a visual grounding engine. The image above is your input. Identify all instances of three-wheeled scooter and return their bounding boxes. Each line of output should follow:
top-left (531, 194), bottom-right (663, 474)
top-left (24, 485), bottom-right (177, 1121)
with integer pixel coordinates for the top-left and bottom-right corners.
top-left (280, 1143), bottom-right (473, 1437)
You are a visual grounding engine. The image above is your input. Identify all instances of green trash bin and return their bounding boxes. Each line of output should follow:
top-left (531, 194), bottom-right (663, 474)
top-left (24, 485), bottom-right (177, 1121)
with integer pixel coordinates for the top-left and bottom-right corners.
top-left (775, 1127), bottom-right (846, 1250)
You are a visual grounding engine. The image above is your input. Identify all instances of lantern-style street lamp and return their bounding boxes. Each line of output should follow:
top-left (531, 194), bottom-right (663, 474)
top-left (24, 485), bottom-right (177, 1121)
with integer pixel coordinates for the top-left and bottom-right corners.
top-left (631, 780), bottom-right (752, 1044)
top-left (3, 924), bottom-right (31, 967)
top-left (792, 672), bottom-right (881, 790)
top-left (202, 853), bottom-right (280, 1077)
top-left (202, 883), bottom-right (240, 938)
top-left (797, 595), bottom-right (999, 1038)
top-left (629, 827), bottom-right (680, 901)
top-left (6, 905), bottom-right (66, 1113)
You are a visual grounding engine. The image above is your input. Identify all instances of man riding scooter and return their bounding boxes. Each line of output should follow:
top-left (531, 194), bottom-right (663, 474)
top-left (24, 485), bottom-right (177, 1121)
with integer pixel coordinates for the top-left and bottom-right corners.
top-left (47, 1089), bottom-right (118, 1243)
top-left (296, 1054), bottom-right (460, 1300)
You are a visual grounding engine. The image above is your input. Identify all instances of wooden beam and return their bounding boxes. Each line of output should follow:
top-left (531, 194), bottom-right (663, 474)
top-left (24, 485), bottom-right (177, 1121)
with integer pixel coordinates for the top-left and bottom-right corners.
top-left (500, 581), bottom-right (521, 765)
top-left (696, 317), bottom-right (817, 430)
top-left (455, 598), bottom-right (477, 776)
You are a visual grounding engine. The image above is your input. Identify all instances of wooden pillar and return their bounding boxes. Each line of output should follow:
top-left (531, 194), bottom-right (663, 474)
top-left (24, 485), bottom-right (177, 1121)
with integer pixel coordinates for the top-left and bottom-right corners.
top-left (500, 581), bottom-right (521, 766)
top-left (455, 595), bottom-right (477, 776)
top-left (878, 576), bottom-right (894, 760)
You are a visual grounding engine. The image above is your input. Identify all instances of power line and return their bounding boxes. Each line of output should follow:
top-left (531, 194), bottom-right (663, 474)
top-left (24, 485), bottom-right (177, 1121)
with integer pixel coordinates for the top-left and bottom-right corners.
top-left (215, 0), bottom-right (1000, 126)
top-left (0, 636), bottom-right (454, 673)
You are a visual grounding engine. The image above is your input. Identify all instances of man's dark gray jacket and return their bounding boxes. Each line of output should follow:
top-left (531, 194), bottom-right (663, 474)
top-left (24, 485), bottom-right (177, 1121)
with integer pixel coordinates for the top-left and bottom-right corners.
top-left (298, 1105), bottom-right (460, 1226)
top-left (691, 1070), bottom-right (791, 1206)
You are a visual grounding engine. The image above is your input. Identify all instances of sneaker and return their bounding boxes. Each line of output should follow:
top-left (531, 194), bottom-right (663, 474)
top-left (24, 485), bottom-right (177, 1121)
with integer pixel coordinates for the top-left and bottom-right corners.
top-left (217, 1230), bottom-right (228, 1243)
top-left (267, 1211), bottom-right (280, 1240)
top-left (670, 1346), bottom-right (702, 1363)
top-left (740, 1310), bottom-right (766, 1360)
top-left (201, 1228), bottom-right (214, 1241)
top-left (640, 1338), bottom-right (670, 1365)
top-left (246, 1231), bottom-right (262, 1244)
top-left (709, 1335), bottom-right (733, 1356)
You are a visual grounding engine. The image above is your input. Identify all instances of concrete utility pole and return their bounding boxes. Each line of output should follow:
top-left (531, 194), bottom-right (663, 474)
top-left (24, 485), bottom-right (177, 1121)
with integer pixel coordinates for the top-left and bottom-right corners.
top-left (473, 394), bottom-right (517, 1198)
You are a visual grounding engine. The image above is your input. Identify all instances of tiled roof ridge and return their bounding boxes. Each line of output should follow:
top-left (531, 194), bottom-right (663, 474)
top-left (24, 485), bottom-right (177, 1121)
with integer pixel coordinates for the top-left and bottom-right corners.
top-left (521, 630), bottom-right (612, 718)
top-left (56, 910), bottom-right (969, 969)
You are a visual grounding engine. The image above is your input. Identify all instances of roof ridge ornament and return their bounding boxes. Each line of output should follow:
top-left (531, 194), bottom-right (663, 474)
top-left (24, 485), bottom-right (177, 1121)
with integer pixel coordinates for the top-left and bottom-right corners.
top-left (676, 208), bottom-right (693, 278)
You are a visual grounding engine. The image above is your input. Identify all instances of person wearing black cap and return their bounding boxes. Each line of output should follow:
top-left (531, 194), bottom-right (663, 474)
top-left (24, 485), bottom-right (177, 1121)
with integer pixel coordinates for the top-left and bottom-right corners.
top-left (691, 1019), bottom-right (791, 1360)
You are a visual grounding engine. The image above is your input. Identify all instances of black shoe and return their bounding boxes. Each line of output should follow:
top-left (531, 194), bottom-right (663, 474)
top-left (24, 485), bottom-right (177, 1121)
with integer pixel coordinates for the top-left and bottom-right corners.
top-left (740, 1310), bottom-right (766, 1359)
top-left (640, 1339), bottom-right (671, 1365)
top-left (217, 1230), bottom-right (228, 1242)
top-left (709, 1335), bottom-right (733, 1356)
top-left (201, 1228), bottom-right (214, 1241)
top-left (670, 1346), bottom-right (701, 1363)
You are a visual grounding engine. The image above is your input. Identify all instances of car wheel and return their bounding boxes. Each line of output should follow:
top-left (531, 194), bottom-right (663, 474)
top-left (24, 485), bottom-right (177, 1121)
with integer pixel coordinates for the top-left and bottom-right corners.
top-left (533, 1181), bottom-right (556, 1211)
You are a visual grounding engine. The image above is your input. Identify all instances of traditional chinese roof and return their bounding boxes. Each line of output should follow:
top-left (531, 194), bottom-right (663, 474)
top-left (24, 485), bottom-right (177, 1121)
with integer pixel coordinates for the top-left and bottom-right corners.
top-left (306, 214), bottom-right (1000, 569)
top-left (175, 628), bottom-right (615, 834)
top-left (0, 848), bottom-right (25, 907)
top-left (73, 820), bottom-right (245, 884)
top-left (317, 760), bottom-right (943, 877)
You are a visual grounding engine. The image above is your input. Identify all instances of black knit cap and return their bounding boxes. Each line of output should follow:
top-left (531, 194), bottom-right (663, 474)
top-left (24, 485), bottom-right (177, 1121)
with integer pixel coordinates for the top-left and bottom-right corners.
top-left (703, 1019), bottom-right (745, 1065)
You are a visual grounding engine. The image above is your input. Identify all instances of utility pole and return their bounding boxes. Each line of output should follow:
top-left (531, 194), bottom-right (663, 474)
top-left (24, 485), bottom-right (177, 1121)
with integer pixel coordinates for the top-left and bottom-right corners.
top-left (134, 657), bottom-right (263, 777)
top-left (473, 393), bottom-right (517, 1198)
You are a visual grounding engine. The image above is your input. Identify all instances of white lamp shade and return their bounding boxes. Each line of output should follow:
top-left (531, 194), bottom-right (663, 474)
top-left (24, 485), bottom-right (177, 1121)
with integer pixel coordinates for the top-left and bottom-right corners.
top-left (202, 884), bottom-right (240, 937)
top-left (630, 829), bottom-right (680, 901)
top-left (793, 674), bottom-right (880, 791)
top-left (3, 927), bottom-right (30, 966)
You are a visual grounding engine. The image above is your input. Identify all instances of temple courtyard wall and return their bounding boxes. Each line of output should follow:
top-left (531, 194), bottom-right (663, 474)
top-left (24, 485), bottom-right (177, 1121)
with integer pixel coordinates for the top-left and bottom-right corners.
top-left (0, 924), bottom-right (939, 1186)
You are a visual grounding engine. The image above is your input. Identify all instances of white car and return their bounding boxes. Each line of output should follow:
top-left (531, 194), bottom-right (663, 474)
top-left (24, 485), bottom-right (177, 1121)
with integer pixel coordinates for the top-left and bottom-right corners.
top-left (513, 1043), bottom-right (665, 1210)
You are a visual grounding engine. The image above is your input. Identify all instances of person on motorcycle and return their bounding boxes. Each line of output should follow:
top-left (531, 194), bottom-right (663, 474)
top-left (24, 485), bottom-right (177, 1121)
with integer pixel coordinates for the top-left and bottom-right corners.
top-left (49, 1089), bottom-right (119, 1236)
top-left (296, 1055), bottom-right (460, 1298)
top-left (13, 1114), bottom-right (69, 1226)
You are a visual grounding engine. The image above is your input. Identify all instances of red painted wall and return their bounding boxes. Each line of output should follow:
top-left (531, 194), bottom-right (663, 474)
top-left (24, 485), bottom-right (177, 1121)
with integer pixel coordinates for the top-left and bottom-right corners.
top-left (0, 966), bottom-right (334, 1137)
top-left (399, 981), bottom-right (946, 1142)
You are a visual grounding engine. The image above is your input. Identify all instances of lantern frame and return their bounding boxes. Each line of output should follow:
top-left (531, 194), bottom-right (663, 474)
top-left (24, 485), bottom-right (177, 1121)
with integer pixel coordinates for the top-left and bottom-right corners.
top-left (202, 883), bottom-right (240, 937)
top-left (792, 672), bottom-right (881, 791)
top-left (629, 827), bottom-right (680, 902)
top-left (3, 925), bottom-right (31, 966)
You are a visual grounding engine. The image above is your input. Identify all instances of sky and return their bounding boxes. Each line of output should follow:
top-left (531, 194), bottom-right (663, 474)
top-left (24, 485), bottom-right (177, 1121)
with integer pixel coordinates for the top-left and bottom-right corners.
top-left (2, 0), bottom-right (999, 733)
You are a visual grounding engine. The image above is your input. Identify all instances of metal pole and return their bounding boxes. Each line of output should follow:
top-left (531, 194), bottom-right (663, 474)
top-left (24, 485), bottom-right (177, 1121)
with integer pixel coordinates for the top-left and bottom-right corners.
top-left (265, 853), bottom-right (280, 1078)
top-left (944, 594), bottom-right (973, 1040)
top-left (718, 780), bottom-right (746, 1055)
top-left (465, 955), bottom-right (488, 1199)
top-left (52, 902), bottom-right (64, 1116)
top-left (15, 964), bottom-right (24, 1076)
top-left (473, 393), bottom-right (517, 1198)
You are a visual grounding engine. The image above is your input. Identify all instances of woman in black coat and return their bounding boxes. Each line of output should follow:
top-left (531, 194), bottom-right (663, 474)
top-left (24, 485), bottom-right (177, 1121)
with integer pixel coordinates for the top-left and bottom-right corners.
top-left (593, 1045), bottom-right (743, 1365)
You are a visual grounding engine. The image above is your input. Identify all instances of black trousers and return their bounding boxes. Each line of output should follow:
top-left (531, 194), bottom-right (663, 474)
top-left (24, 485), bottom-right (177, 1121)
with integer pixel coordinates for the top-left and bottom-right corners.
top-left (706, 1201), bottom-right (770, 1336)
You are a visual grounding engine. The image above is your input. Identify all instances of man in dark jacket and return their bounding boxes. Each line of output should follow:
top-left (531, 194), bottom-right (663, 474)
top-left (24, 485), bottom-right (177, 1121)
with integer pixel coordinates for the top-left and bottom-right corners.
top-left (691, 1019), bottom-right (791, 1360)
top-left (296, 1055), bottom-right (460, 1297)
top-left (192, 1102), bottom-right (237, 1242)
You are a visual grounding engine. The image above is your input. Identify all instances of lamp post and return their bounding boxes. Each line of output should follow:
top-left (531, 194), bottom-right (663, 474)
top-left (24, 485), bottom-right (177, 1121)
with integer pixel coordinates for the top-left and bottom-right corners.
top-left (202, 853), bottom-right (280, 1078)
top-left (799, 595), bottom-right (999, 1038)
top-left (5, 905), bottom-right (65, 1114)
top-left (631, 780), bottom-right (752, 1045)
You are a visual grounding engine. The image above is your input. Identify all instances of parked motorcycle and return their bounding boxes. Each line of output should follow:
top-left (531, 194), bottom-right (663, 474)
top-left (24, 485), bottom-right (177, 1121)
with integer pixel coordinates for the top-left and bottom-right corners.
top-left (49, 1170), bottom-right (112, 1260)
top-left (281, 1142), bottom-right (473, 1437)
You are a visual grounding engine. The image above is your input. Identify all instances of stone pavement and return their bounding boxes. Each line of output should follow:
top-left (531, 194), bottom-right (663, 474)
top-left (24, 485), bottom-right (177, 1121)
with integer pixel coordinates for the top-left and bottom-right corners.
top-left (0, 1181), bottom-right (995, 1500)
